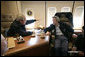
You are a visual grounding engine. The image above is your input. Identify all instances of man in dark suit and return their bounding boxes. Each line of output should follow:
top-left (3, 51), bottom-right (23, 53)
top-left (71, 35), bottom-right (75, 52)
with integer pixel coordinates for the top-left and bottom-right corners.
top-left (72, 26), bottom-right (84, 56)
top-left (44, 16), bottom-right (77, 56)
top-left (7, 14), bottom-right (36, 37)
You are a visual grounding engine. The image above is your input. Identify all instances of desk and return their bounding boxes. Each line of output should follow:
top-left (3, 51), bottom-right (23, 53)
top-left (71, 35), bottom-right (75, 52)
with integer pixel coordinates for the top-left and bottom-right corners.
top-left (4, 36), bottom-right (49, 56)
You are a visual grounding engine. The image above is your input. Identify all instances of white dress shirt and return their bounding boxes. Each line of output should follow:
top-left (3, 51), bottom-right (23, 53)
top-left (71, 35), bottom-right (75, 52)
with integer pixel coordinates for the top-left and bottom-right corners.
top-left (56, 24), bottom-right (63, 35)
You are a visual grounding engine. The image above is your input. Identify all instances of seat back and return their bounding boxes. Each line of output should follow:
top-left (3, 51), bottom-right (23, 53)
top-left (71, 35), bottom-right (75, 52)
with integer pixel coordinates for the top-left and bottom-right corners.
top-left (1, 14), bottom-right (14, 37)
top-left (55, 12), bottom-right (73, 27)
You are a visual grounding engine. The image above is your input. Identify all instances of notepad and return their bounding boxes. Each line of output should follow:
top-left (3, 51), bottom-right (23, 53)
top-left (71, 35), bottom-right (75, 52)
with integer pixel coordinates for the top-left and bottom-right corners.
top-left (7, 37), bottom-right (15, 49)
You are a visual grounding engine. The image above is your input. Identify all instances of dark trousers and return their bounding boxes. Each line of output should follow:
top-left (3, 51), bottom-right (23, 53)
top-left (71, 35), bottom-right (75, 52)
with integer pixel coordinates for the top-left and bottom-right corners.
top-left (54, 35), bottom-right (68, 56)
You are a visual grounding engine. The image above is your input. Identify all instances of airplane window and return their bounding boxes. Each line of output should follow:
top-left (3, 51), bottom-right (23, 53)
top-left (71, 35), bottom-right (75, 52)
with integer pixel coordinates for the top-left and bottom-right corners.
top-left (73, 6), bottom-right (84, 31)
top-left (47, 7), bottom-right (57, 27)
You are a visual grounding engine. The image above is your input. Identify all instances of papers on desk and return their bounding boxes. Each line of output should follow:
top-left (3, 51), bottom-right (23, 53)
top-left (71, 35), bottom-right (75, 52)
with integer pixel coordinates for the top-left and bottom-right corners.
top-left (7, 37), bottom-right (15, 49)
top-left (68, 51), bottom-right (79, 53)
top-left (29, 37), bottom-right (38, 45)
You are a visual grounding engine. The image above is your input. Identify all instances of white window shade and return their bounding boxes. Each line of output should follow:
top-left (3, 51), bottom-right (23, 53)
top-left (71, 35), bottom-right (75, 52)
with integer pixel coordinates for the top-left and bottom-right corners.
top-left (61, 7), bottom-right (70, 12)
top-left (47, 7), bottom-right (56, 27)
top-left (73, 6), bottom-right (84, 30)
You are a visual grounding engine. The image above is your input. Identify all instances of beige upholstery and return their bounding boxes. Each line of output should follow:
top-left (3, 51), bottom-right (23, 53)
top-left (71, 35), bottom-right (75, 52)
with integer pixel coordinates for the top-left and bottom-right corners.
top-left (1, 14), bottom-right (14, 37)
top-left (1, 22), bottom-right (12, 28)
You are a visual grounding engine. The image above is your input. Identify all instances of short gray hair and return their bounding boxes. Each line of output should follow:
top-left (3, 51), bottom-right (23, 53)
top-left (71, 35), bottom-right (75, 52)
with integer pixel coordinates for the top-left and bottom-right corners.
top-left (52, 16), bottom-right (60, 22)
top-left (16, 14), bottom-right (25, 21)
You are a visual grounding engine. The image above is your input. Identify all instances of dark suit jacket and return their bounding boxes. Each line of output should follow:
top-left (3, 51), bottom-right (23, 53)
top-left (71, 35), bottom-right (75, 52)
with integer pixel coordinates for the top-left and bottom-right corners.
top-left (75, 34), bottom-right (84, 51)
top-left (7, 19), bottom-right (36, 37)
top-left (44, 22), bottom-right (74, 45)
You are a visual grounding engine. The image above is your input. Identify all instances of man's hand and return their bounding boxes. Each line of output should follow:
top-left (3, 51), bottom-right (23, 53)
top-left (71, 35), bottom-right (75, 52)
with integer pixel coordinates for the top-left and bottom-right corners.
top-left (46, 31), bottom-right (51, 36)
top-left (72, 47), bottom-right (77, 51)
top-left (79, 51), bottom-right (84, 56)
top-left (72, 34), bottom-right (78, 38)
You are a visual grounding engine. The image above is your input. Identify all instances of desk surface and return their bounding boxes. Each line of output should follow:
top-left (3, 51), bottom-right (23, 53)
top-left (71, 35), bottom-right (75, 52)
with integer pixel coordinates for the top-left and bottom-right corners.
top-left (4, 36), bottom-right (49, 56)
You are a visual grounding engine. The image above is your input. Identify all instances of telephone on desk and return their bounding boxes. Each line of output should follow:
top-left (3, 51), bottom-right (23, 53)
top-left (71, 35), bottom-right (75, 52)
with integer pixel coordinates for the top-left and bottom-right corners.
top-left (16, 36), bottom-right (25, 44)
top-left (7, 36), bottom-right (25, 49)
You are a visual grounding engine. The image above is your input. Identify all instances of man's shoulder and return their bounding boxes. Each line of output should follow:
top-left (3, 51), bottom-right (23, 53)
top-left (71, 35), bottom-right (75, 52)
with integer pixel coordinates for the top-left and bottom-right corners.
top-left (50, 24), bottom-right (55, 27)
top-left (50, 24), bottom-right (54, 26)
top-left (11, 20), bottom-right (20, 27)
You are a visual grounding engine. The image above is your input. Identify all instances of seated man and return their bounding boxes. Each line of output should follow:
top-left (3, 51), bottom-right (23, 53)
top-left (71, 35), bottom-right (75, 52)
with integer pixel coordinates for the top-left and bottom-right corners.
top-left (7, 14), bottom-right (36, 37)
top-left (44, 16), bottom-right (77, 56)
top-left (1, 34), bottom-right (8, 56)
top-left (72, 26), bottom-right (84, 56)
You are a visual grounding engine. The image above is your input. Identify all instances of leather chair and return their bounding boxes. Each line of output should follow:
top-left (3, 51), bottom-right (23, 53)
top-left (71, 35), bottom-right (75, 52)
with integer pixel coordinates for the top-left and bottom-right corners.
top-left (55, 12), bottom-right (73, 27)
top-left (1, 14), bottom-right (14, 37)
